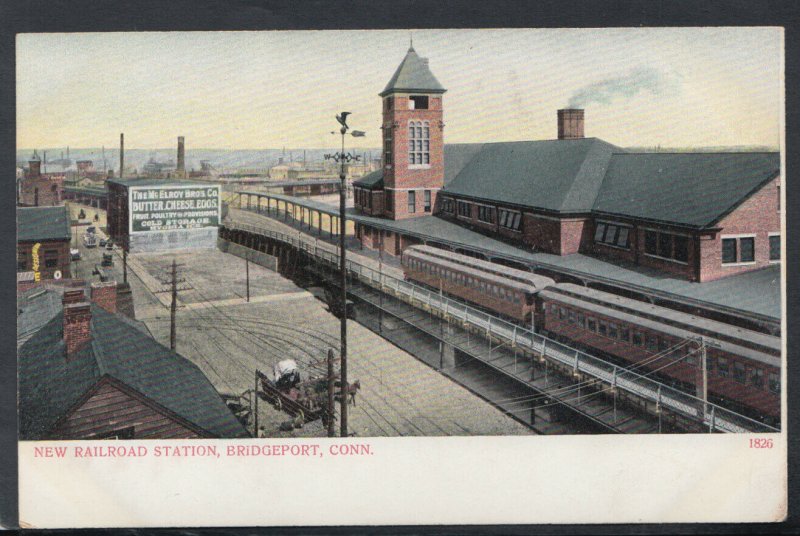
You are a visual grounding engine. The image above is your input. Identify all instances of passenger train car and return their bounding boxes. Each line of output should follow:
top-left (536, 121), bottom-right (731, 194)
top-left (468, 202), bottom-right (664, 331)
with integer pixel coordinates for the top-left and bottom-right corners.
top-left (401, 245), bottom-right (555, 326)
top-left (401, 245), bottom-right (781, 424)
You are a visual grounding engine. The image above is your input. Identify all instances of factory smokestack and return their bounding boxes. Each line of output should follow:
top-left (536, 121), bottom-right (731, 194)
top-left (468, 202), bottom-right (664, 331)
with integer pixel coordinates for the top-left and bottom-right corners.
top-left (177, 136), bottom-right (185, 176)
top-left (557, 109), bottom-right (584, 140)
top-left (119, 133), bottom-right (124, 179)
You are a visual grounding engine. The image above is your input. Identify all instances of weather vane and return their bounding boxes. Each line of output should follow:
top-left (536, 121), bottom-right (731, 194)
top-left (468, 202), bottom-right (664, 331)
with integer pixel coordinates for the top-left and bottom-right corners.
top-left (324, 111), bottom-right (365, 162)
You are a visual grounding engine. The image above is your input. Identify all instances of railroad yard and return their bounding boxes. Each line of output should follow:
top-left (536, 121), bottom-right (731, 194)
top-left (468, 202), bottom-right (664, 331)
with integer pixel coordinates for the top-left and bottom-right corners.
top-left (69, 204), bottom-right (534, 437)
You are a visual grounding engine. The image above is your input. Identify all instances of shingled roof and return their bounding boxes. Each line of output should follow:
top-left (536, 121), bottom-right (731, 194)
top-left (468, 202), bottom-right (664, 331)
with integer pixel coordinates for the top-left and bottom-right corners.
top-left (18, 303), bottom-right (248, 439)
top-left (380, 47), bottom-right (447, 97)
top-left (593, 152), bottom-right (780, 227)
top-left (17, 206), bottom-right (71, 242)
top-left (443, 138), bottom-right (622, 213)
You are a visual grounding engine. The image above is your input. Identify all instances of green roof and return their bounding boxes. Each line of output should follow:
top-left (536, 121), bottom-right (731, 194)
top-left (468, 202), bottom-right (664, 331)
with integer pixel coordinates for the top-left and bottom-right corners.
top-left (443, 138), bottom-right (621, 213)
top-left (353, 169), bottom-right (384, 190)
top-left (380, 47), bottom-right (446, 97)
top-left (17, 206), bottom-right (71, 242)
top-left (18, 303), bottom-right (248, 439)
top-left (593, 152), bottom-right (780, 227)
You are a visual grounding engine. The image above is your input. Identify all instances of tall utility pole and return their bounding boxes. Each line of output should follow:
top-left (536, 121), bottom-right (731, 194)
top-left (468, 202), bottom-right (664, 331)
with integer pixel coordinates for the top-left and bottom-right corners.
top-left (155, 259), bottom-right (190, 351)
top-left (254, 370), bottom-right (260, 437)
top-left (338, 122), bottom-right (349, 438)
top-left (325, 112), bottom-right (365, 438)
top-left (245, 253), bottom-right (250, 302)
top-left (119, 133), bottom-right (124, 179)
top-left (170, 259), bottom-right (178, 351)
top-left (327, 348), bottom-right (336, 437)
top-left (692, 336), bottom-right (720, 417)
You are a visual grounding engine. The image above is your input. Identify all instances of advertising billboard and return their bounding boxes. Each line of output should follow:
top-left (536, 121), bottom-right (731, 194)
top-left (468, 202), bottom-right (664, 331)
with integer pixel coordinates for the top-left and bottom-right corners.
top-left (129, 184), bottom-right (220, 234)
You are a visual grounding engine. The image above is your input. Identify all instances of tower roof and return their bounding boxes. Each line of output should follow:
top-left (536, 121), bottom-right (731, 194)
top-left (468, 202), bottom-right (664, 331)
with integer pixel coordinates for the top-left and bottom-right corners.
top-left (380, 47), bottom-right (446, 97)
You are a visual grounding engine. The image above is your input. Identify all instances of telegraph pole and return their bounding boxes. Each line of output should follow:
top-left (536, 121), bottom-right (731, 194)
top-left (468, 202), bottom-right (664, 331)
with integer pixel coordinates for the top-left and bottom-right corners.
top-left (327, 348), bottom-right (336, 437)
top-left (155, 259), bottom-right (191, 351)
top-left (324, 112), bottom-right (365, 437)
top-left (254, 370), bottom-right (260, 437)
top-left (245, 253), bottom-right (250, 302)
top-left (170, 259), bottom-right (178, 351)
top-left (691, 336), bottom-right (720, 418)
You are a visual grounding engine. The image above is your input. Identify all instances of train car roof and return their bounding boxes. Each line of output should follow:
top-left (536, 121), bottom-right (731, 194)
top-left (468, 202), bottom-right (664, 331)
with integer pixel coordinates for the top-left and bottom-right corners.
top-left (407, 245), bottom-right (555, 289)
top-left (404, 249), bottom-right (545, 294)
top-left (540, 285), bottom-right (780, 360)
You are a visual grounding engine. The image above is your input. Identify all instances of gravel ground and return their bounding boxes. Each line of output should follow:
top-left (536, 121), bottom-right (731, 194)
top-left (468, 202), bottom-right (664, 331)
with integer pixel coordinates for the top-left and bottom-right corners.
top-left (130, 247), bottom-right (532, 438)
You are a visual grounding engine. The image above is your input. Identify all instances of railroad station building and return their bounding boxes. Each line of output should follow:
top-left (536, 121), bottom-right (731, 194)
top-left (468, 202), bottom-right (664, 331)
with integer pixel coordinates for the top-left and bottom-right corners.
top-left (18, 284), bottom-right (248, 440)
top-left (17, 205), bottom-right (72, 286)
top-left (353, 46), bottom-right (781, 283)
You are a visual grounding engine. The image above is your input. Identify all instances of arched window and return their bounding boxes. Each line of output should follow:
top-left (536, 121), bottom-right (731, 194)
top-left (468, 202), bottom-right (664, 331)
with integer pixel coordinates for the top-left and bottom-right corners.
top-left (408, 121), bottom-right (430, 166)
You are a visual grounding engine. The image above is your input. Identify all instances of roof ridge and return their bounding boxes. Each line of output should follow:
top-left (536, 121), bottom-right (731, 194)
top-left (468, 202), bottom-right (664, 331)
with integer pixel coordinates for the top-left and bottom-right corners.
top-left (612, 151), bottom-right (780, 155)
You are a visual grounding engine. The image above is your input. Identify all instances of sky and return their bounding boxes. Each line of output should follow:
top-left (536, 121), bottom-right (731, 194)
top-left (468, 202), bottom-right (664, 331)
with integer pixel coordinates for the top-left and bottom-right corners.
top-left (17, 28), bottom-right (783, 151)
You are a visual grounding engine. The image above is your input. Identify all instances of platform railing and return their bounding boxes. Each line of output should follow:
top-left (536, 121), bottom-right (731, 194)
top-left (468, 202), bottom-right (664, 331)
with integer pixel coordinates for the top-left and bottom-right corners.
top-left (224, 218), bottom-right (780, 434)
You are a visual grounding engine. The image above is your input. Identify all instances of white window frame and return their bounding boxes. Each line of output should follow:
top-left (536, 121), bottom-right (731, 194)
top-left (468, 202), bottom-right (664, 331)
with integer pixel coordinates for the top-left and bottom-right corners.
top-left (768, 232), bottom-right (781, 264)
top-left (594, 220), bottom-right (633, 250)
top-left (721, 233), bottom-right (757, 267)
top-left (408, 120), bottom-right (431, 170)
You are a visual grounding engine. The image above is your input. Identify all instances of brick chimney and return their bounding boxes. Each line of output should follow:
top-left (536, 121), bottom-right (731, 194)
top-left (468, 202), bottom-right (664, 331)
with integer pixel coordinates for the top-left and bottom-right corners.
top-left (557, 109), bottom-right (585, 140)
top-left (63, 290), bottom-right (91, 357)
top-left (90, 281), bottom-right (117, 314)
top-left (177, 136), bottom-right (185, 175)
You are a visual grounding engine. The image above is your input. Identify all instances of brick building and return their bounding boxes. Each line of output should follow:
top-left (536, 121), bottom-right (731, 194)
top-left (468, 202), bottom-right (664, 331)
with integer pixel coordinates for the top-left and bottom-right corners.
top-left (17, 206), bottom-right (72, 283)
top-left (18, 284), bottom-right (248, 440)
top-left (18, 150), bottom-right (65, 207)
top-left (354, 47), bottom-right (781, 282)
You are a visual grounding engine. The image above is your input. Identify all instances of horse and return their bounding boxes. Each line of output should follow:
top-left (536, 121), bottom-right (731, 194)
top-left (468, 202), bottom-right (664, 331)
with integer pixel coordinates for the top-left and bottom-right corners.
top-left (335, 379), bottom-right (361, 406)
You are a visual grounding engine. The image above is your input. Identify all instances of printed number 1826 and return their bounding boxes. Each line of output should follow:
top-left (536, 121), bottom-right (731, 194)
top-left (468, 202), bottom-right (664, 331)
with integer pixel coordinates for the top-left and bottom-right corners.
top-left (749, 438), bottom-right (774, 449)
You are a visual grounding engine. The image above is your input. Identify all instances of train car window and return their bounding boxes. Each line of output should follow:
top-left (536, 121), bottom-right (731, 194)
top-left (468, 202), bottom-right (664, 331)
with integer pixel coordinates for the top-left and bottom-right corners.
top-left (718, 357), bottom-right (729, 377)
top-left (632, 331), bottom-right (643, 346)
top-left (769, 372), bottom-right (780, 394)
top-left (749, 368), bottom-right (764, 389)
top-left (576, 312), bottom-right (584, 327)
top-left (598, 321), bottom-right (608, 336)
top-left (620, 327), bottom-right (630, 342)
top-left (645, 231), bottom-right (658, 255)
top-left (706, 356), bottom-right (715, 372)
top-left (558, 307), bottom-right (565, 320)
top-left (733, 362), bottom-right (746, 383)
top-left (567, 310), bottom-right (575, 324)
top-left (587, 318), bottom-right (596, 332)
top-left (645, 334), bottom-right (658, 352)
top-left (594, 223), bottom-right (606, 242)
top-left (608, 323), bottom-right (618, 339)
top-left (684, 347), bottom-right (697, 367)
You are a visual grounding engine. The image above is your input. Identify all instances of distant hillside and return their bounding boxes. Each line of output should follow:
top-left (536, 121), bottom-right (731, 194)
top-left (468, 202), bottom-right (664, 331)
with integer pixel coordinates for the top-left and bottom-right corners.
top-left (16, 147), bottom-right (382, 172)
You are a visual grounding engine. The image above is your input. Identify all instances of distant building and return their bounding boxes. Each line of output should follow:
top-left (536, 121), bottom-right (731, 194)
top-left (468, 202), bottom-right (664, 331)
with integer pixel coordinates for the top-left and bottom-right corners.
top-left (353, 46), bottom-right (781, 282)
top-left (18, 284), bottom-right (248, 440)
top-left (17, 206), bottom-right (72, 284)
top-left (19, 150), bottom-right (64, 207)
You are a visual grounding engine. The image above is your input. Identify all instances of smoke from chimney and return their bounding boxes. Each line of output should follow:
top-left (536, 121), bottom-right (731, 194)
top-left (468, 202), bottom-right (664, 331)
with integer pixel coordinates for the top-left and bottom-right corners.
top-left (567, 67), bottom-right (679, 109)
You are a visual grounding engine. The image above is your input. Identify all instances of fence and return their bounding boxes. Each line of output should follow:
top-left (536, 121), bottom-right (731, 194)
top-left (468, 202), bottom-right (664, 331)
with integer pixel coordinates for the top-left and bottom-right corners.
top-left (224, 219), bottom-right (780, 434)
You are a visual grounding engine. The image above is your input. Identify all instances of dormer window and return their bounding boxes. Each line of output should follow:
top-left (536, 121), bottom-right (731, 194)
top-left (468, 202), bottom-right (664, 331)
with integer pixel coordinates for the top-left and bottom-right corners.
top-left (409, 96), bottom-right (429, 110)
top-left (408, 121), bottom-right (430, 167)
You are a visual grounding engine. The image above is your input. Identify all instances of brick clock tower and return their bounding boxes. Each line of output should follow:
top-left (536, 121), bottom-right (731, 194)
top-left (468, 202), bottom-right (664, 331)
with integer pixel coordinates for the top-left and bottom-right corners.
top-left (379, 46), bottom-right (446, 220)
